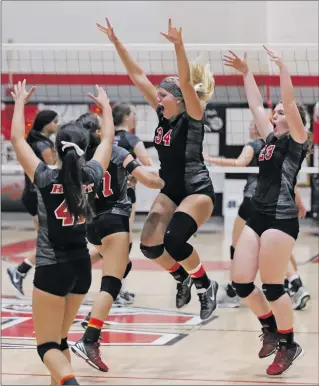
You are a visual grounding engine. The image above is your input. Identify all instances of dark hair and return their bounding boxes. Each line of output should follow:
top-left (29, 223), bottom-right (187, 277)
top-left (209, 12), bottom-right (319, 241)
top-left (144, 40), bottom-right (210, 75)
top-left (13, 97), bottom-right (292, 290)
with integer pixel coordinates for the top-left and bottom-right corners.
top-left (26, 110), bottom-right (57, 147)
top-left (112, 102), bottom-right (132, 127)
top-left (55, 122), bottom-right (91, 223)
top-left (76, 113), bottom-right (101, 161)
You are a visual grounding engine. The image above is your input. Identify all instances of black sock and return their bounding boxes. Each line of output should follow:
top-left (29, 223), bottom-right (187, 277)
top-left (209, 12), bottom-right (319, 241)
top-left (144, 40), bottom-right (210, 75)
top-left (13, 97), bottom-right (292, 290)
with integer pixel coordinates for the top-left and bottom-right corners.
top-left (83, 326), bottom-right (101, 343)
top-left (290, 278), bottom-right (303, 292)
top-left (61, 377), bottom-right (79, 385)
top-left (168, 264), bottom-right (189, 283)
top-left (258, 312), bottom-right (277, 332)
top-left (230, 245), bottom-right (235, 260)
top-left (17, 260), bottom-right (32, 275)
top-left (278, 330), bottom-right (294, 347)
top-left (129, 242), bottom-right (133, 255)
top-left (192, 274), bottom-right (211, 290)
top-left (284, 278), bottom-right (289, 291)
top-left (226, 283), bottom-right (237, 297)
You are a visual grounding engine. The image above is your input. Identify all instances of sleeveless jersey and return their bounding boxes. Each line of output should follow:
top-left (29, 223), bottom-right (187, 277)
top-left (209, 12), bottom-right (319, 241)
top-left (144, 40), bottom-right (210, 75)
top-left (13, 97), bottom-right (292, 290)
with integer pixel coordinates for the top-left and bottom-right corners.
top-left (94, 145), bottom-right (132, 217)
top-left (243, 139), bottom-right (265, 198)
top-left (251, 132), bottom-right (308, 219)
top-left (34, 159), bottom-right (103, 267)
top-left (153, 106), bottom-right (212, 195)
top-left (114, 130), bottom-right (141, 154)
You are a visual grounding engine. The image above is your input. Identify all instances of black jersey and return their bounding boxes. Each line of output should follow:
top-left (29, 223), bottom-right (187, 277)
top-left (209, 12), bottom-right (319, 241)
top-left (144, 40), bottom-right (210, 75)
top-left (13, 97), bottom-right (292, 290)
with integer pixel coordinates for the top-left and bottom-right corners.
top-left (24, 140), bottom-right (54, 193)
top-left (243, 139), bottom-right (265, 198)
top-left (251, 132), bottom-right (308, 219)
top-left (114, 130), bottom-right (141, 154)
top-left (33, 160), bottom-right (103, 267)
top-left (153, 106), bottom-right (212, 195)
top-left (94, 145), bottom-right (132, 217)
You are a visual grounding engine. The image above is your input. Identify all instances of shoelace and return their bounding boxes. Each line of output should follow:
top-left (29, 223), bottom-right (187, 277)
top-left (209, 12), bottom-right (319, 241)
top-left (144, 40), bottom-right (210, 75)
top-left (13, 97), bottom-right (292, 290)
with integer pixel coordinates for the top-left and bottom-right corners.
top-left (198, 292), bottom-right (209, 307)
top-left (177, 281), bottom-right (189, 297)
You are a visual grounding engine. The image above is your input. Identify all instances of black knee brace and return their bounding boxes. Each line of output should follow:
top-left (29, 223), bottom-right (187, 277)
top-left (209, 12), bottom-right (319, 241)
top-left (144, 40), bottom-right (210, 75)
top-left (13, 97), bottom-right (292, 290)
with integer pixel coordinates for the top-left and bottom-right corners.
top-left (60, 337), bottom-right (69, 351)
top-left (232, 282), bottom-right (255, 298)
top-left (163, 212), bottom-right (197, 262)
top-left (140, 243), bottom-right (164, 259)
top-left (230, 245), bottom-right (235, 260)
top-left (262, 284), bottom-right (285, 302)
top-left (100, 275), bottom-right (122, 300)
top-left (37, 341), bottom-right (61, 362)
top-left (123, 261), bottom-right (132, 279)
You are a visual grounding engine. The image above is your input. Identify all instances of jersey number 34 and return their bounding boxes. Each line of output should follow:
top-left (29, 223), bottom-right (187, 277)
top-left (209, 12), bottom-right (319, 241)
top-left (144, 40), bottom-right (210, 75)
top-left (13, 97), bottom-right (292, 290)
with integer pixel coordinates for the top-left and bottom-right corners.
top-left (154, 128), bottom-right (172, 146)
top-left (258, 145), bottom-right (275, 161)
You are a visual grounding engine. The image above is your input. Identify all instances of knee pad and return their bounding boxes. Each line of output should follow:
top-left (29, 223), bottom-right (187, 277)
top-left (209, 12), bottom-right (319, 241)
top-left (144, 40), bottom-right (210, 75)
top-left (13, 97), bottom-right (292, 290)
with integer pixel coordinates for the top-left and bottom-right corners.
top-left (232, 282), bottom-right (255, 298)
top-left (262, 284), bottom-right (285, 302)
top-left (163, 212), bottom-right (197, 262)
top-left (37, 341), bottom-right (61, 362)
top-left (230, 245), bottom-right (235, 260)
top-left (129, 242), bottom-right (133, 255)
top-left (100, 275), bottom-right (122, 300)
top-left (123, 260), bottom-right (132, 279)
top-left (60, 337), bottom-right (69, 351)
top-left (140, 243), bottom-right (164, 259)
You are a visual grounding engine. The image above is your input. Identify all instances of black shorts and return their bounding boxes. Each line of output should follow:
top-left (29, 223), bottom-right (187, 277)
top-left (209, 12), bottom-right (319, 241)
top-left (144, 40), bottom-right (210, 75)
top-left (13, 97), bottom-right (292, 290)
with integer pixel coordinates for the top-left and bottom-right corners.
top-left (238, 197), bottom-right (252, 221)
top-left (246, 211), bottom-right (299, 240)
top-left (161, 186), bottom-right (216, 207)
top-left (22, 190), bottom-right (37, 217)
top-left (127, 187), bottom-right (136, 204)
top-left (87, 213), bottom-right (130, 246)
top-left (33, 258), bottom-right (92, 297)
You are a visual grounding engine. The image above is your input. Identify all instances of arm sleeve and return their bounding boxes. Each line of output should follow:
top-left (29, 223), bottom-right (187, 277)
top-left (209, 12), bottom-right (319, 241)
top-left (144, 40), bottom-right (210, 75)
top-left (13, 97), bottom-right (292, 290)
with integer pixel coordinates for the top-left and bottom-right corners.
top-left (84, 159), bottom-right (104, 186)
top-left (33, 162), bottom-right (54, 188)
top-left (111, 145), bottom-right (130, 166)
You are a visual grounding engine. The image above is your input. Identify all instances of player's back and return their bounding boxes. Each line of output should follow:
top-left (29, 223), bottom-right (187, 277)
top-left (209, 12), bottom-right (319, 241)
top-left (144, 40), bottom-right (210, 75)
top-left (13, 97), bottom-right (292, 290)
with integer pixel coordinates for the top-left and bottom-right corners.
top-left (34, 159), bottom-right (103, 266)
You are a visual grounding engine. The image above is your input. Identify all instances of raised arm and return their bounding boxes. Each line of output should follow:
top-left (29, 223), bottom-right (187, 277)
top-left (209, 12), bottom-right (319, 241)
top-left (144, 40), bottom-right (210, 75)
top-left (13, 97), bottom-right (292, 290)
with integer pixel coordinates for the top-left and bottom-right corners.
top-left (264, 46), bottom-right (308, 144)
top-left (161, 19), bottom-right (203, 120)
top-left (123, 154), bottom-right (164, 189)
top-left (88, 86), bottom-right (114, 171)
top-left (97, 18), bottom-right (158, 110)
top-left (223, 51), bottom-right (273, 141)
top-left (205, 144), bottom-right (254, 167)
top-left (10, 80), bottom-right (39, 182)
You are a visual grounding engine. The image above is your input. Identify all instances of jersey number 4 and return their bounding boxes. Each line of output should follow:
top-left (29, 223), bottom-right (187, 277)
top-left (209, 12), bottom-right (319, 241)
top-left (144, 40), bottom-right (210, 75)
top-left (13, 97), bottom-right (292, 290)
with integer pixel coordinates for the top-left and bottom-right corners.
top-left (154, 128), bottom-right (172, 146)
top-left (259, 145), bottom-right (275, 161)
top-left (54, 200), bottom-right (86, 227)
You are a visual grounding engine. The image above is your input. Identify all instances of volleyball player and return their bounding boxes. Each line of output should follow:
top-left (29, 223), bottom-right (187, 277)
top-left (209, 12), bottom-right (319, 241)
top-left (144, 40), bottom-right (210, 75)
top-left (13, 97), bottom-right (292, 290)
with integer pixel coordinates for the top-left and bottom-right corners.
top-left (71, 112), bottom-right (164, 372)
top-left (205, 120), bottom-right (264, 308)
top-left (10, 80), bottom-right (114, 385)
top-left (224, 47), bottom-right (309, 375)
top-left (113, 102), bottom-right (153, 304)
top-left (97, 17), bottom-right (218, 320)
top-left (7, 109), bottom-right (58, 296)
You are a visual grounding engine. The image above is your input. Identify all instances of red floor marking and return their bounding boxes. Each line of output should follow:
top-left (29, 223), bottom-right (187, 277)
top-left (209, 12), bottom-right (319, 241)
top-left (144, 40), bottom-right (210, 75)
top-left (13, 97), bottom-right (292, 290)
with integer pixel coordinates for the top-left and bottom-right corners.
top-left (1, 372), bottom-right (316, 385)
top-left (1, 240), bottom-right (36, 257)
top-left (311, 254), bottom-right (319, 263)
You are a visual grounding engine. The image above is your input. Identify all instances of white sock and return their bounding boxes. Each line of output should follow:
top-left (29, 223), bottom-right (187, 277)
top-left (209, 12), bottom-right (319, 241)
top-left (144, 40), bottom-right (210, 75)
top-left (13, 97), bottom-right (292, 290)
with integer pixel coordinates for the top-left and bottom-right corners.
top-left (122, 278), bottom-right (127, 292)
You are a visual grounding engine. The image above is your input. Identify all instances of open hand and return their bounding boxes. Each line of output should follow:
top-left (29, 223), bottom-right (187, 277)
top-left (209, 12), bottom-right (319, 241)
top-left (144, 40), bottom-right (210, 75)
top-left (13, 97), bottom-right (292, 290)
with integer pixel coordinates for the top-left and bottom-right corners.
top-left (160, 19), bottom-right (182, 45)
top-left (263, 45), bottom-right (284, 68)
top-left (88, 85), bottom-right (110, 109)
top-left (11, 80), bottom-right (36, 104)
top-left (97, 17), bottom-right (118, 43)
top-left (223, 51), bottom-right (248, 74)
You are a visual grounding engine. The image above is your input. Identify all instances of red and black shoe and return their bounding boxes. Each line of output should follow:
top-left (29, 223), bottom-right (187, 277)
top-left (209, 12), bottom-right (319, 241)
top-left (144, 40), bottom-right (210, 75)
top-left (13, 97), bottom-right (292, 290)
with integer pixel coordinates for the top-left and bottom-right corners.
top-left (258, 327), bottom-right (278, 358)
top-left (71, 339), bottom-right (108, 372)
top-left (267, 342), bottom-right (304, 376)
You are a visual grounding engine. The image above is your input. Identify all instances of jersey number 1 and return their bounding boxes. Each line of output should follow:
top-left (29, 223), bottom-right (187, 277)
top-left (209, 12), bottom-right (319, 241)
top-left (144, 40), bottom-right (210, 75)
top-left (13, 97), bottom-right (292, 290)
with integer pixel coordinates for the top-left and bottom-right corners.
top-left (102, 171), bottom-right (113, 197)
top-left (54, 200), bottom-right (86, 227)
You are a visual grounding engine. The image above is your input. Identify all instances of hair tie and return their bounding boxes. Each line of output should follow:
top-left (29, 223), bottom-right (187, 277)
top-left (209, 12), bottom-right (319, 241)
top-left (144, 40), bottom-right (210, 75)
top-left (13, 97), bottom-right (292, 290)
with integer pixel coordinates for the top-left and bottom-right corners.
top-left (61, 141), bottom-right (84, 157)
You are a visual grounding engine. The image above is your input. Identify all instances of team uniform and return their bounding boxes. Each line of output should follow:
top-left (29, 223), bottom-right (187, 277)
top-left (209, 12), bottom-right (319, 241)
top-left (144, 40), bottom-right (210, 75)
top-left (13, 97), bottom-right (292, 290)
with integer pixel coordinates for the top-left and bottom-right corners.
top-left (22, 140), bottom-right (54, 216)
top-left (154, 106), bottom-right (215, 205)
top-left (86, 145), bottom-right (132, 246)
top-left (238, 139), bottom-right (265, 221)
top-left (114, 129), bottom-right (141, 204)
top-left (32, 160), bottom-right (103, 297)
top-left (248, 132), bottom-right (308, 240)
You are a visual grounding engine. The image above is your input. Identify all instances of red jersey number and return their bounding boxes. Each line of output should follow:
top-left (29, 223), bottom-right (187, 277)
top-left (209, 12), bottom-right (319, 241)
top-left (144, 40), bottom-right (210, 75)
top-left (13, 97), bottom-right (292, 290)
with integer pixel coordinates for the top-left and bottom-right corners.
top-left (54, 200), bottom-right (86, 227)
top-left (102, 171), bottom-right (113, 197)
top-left (259, 145), bottom-right (275, 161)
top-left (154, 128), bottom-right (172, 146)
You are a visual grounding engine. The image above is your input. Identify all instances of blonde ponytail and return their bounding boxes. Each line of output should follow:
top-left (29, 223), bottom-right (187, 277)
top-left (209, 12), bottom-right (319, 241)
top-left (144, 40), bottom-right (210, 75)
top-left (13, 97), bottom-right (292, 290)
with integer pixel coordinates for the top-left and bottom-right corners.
top-left (190, 55), bottom-right (215, 107)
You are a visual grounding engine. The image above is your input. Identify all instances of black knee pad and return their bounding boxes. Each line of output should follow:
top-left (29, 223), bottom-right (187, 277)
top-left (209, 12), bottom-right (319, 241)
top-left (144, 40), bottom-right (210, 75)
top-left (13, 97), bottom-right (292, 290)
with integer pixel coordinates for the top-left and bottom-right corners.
top-left (129, 242), bottom-right (133, 255)
top-left (37, 341), bottom-right (61, 362)
top-left (230, 245), bottom-right (235, 260)
top-left (163, 212), bottom-right (197, 262)
top-left (232, 282), bottom-right (255, 298)
top-left (262, 284), bottom-right (285, 302)
top-left (60, 337), bottom-right (69, 351)
top-left (100, 275), bottom-right (122, 300)
top-left (140, 243), bottom-right (164, 259)
top-left (123, 260), bottom-right (132, 279)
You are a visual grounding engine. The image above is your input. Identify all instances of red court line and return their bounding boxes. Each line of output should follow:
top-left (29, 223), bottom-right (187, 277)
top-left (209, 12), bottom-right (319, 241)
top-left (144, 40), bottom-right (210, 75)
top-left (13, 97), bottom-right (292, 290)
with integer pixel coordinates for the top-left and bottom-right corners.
top-left (1, 372), bottom-right (317, 385)
top-left (1, 239), bottom-right (36, 256)
top-left (2, 73), bottom-right (318, 87)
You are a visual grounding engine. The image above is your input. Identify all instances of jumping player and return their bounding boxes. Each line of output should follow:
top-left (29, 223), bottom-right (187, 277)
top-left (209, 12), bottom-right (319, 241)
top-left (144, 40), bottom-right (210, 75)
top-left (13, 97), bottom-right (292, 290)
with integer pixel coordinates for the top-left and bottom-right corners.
top-left (97, 17), bottom-right (218, 320)
top-left (10, 81), bottom-right (114, 385)
top-left (224, 47), bottom-right (309, 375)
top-left (71, 112), bottom-right (164, 372)
top-left (7, 109), bottom-right (58, 296)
